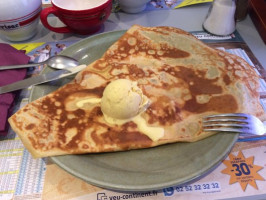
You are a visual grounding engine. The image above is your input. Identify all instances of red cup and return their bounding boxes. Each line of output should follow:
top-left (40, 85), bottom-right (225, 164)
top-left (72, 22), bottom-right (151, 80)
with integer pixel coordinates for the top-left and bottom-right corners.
top-left (40, 0), bottom-right (112, 35)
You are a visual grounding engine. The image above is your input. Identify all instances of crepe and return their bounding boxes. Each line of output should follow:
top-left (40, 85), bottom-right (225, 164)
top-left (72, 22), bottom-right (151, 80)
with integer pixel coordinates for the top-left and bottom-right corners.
top-left (9, 25), bottom-right (265, 158)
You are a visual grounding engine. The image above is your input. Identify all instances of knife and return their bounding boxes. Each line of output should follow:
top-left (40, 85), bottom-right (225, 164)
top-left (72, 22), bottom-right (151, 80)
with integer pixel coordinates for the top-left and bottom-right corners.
top-left (0, 64), bottom-right (86, 94)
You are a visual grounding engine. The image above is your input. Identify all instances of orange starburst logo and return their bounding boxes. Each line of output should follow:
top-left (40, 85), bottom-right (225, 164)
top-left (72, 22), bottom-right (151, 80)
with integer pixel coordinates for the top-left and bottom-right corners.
top-left (221, 151), bottom-right (265, 191)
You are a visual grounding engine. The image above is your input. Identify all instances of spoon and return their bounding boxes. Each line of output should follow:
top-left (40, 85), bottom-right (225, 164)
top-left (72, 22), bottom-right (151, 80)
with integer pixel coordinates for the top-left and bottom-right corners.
top-left (0, 55), bottom-right (79, 71)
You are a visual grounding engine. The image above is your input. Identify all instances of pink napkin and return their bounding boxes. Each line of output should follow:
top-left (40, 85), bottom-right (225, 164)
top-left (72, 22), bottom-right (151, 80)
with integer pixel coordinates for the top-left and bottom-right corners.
top-left (0, 43), bottom-right (30, 136)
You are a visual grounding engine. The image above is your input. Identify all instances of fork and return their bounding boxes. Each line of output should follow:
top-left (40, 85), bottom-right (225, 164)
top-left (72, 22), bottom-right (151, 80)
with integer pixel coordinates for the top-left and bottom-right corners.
top-left (202, 113), bottom-right (266, 135)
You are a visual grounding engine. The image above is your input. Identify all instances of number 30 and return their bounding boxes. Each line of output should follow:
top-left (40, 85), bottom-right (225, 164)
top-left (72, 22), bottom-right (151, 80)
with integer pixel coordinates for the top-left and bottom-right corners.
top-left (232, 163), bottom-right (250, 176)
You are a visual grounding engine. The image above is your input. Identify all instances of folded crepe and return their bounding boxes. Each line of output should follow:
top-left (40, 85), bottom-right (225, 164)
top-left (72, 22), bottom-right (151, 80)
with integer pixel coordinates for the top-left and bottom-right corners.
top-left (8, 25), bottom-right (265, 158)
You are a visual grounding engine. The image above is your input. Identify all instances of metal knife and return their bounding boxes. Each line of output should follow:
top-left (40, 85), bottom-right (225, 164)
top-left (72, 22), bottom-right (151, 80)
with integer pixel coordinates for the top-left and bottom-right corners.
top-left (0, 64), bottom-right (86, 94)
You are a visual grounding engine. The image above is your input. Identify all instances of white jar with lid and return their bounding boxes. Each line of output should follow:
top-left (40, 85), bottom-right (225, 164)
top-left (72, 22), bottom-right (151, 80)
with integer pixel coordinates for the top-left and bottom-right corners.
top-left (203, 0), bottom-right (236, 36)
top-left (0, 0), bottom-right (42, 41)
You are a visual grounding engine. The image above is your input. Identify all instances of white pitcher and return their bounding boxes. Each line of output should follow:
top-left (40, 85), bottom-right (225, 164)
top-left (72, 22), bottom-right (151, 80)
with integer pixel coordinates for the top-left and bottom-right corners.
top-left (203, 0), bottom-right (236, 36)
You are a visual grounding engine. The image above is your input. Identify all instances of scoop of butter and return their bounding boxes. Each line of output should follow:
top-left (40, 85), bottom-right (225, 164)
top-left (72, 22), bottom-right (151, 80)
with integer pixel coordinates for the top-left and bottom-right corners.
top-left (101, 79), bottom-right (164, 141)
top-left (101, 79), bottom-right (150, 121)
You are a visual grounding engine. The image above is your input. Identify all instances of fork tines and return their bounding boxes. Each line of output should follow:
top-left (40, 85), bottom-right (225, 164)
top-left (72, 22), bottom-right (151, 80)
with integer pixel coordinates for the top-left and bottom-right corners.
top-left (203, 113), bottom-right (248, 119)
top-left (203, 113), bottom-right (250, 133)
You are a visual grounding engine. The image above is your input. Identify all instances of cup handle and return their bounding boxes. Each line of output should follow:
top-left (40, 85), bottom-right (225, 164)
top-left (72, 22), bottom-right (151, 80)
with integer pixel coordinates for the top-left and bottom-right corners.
top-left (40, 7), bottom-right (71, 33)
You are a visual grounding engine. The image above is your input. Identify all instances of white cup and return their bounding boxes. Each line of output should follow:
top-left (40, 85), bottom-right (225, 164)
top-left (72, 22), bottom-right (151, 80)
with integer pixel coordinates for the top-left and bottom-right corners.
top-left (118, 0), bottom-right (150, 13)
top-left (0, 0), bottom-right (42, 42)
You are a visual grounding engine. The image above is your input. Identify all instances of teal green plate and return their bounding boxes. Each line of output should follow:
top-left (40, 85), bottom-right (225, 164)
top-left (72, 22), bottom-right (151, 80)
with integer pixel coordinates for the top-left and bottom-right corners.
top-left (29, 30), bottom-right (238, 192)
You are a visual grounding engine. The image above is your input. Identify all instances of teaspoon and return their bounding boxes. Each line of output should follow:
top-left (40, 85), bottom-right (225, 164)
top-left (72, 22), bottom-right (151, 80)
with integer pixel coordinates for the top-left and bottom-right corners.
top-left (0, 55), bottom-right (79, 70)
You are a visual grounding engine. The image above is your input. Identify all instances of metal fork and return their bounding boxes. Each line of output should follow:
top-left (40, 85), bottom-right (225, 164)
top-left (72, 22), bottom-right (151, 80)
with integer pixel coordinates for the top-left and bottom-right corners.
top-left (203, 113), bottom-right (266, 135)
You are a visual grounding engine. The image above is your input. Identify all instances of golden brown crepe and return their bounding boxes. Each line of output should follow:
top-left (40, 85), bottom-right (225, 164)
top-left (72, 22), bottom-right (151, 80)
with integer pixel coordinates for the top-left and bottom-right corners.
top-left (9, 25), bottom-right (265, 158)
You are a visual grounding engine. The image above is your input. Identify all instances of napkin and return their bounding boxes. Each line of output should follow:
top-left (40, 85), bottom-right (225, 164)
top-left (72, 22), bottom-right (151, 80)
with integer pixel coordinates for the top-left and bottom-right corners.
top-left (0, 43), bottom-right (30, 136)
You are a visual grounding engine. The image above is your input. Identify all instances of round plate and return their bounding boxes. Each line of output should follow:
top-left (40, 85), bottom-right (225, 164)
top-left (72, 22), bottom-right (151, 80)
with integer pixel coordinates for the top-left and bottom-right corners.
top-left (29, 30), bottom-right (238, 191)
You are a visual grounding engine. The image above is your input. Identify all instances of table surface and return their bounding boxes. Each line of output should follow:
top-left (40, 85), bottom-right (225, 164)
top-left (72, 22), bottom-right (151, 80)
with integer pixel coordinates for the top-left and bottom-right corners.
top-left (0, 3), bottom-right (265, 69)
top-left (0, 3), bottom-right (266, 200)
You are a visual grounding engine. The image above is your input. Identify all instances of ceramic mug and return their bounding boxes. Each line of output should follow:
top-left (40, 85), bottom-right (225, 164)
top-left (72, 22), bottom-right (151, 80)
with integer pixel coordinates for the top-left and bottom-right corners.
top-left (118, 0), bottom-right (150, 13)
top-left (40, 0), bottom-right (112, 35)
top-left (0, 0), bottom-right (41, 41)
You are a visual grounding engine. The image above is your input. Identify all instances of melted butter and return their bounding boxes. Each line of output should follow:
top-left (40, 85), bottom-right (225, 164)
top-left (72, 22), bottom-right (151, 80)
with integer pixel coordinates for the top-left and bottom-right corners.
top-left (103, 114), bottom-right (164, 142)
top-left (74, 87), bottom-right (164, 141)
top-left (133, 115), bottom-right (164, 142)
top-left (76, 98), bottom-right (101, 108)
top-left (103, 113), bottom-right (131, 125)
